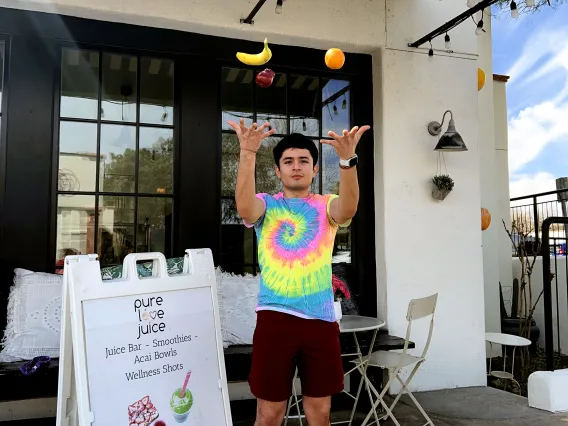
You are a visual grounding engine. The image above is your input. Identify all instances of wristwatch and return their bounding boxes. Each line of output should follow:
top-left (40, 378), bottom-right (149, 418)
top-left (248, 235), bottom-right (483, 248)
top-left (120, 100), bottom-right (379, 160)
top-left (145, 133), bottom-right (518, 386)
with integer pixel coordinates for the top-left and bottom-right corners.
top-left (339, 154), bottom-right (358, 169)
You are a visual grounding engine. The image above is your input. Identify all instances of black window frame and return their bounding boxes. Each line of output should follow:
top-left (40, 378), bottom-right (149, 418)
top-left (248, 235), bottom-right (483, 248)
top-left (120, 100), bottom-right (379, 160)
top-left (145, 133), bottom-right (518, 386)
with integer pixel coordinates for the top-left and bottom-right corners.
top-left (0, 34), bottom-right (9, 260)
top-left (49, 42), bottom-right (182, 270)
top-left (0, 8), bottom-right (376, 323)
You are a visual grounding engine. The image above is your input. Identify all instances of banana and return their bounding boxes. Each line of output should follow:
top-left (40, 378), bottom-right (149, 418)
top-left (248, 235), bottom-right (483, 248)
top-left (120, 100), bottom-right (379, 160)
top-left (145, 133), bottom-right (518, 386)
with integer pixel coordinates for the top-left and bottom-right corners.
top-left (236, 38), bottom-right (272, 66)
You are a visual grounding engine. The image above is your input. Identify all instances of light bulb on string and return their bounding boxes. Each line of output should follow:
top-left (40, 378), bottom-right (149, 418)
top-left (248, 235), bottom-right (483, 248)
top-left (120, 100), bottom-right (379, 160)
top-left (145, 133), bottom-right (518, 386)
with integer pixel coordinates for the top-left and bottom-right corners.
top-left (275, 0), bottom-right (283, 14)
top-left (475, 19), bottom-right (484, 35)
top-left (302, 120), bottom-right (307, 131)
top-left (445, 33), bottom-right (451, 50)
top-left (510, 1), bottom-right (519, 18)
top-left (333, 103), bottom-right (339, 116)
top-left (428, 40), bottom-right (433, 57)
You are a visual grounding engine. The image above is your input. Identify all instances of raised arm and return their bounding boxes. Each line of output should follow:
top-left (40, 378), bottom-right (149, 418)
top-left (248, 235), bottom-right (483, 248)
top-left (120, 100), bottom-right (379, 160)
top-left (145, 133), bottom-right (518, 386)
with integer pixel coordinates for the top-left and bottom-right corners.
top-left (322, 125), bottom-right (371, 225)
top-left (228, 118), bottom-right (275, 225)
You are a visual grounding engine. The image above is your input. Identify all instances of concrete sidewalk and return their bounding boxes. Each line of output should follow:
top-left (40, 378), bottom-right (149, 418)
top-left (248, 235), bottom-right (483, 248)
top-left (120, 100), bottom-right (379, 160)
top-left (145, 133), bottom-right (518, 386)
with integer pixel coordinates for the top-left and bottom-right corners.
top-left (239, 387), bottom-right (568, 426)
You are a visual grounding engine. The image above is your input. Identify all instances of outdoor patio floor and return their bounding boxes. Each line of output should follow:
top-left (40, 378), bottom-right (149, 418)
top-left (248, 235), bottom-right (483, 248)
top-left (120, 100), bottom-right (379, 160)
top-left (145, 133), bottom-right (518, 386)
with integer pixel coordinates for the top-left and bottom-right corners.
top-left (3, 387), bottom-right (567, 425)
top-left (234, 387), bottom-right (568, 426)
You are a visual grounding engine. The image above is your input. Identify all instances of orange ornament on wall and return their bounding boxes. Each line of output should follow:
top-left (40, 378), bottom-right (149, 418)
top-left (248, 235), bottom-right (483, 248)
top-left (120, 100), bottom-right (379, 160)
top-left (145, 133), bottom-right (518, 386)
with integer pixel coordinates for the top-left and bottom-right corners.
top-left (481, 207), bottom-right (491, 231)
top-left (478, 68), bottom-right (486, 91)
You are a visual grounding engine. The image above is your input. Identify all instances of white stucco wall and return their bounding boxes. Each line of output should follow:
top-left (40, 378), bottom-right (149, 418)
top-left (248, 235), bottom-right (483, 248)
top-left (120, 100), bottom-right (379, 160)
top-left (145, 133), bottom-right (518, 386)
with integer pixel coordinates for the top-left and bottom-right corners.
top-left (478, 17), bottom-right (501, 347)
top-left (379, 3), bottom-right (486, 392)
top-left (493, 77), bottom-right (513, 300)
top-left (1, 0), bottom-right (487, 392)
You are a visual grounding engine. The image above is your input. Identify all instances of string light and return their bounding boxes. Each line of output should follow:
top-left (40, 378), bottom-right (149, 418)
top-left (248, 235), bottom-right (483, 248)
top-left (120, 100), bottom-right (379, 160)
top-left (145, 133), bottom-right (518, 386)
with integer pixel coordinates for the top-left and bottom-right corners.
top-left (510, 1), bottom-right (519, 18)
top-left (428, 40), bottom-right (434, 56)
top-left (475, 19), bottom-right (484, 35)
top-left (275, 0), bottom-right (283, 14)
top-left (445, 33), bottom-right (451, 50)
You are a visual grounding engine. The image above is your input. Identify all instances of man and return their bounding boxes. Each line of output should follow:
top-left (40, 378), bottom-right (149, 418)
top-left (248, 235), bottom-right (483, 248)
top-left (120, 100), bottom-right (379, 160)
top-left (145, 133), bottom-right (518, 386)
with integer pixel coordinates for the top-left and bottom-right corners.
top-left (228, 118), bottom-right (370, 426)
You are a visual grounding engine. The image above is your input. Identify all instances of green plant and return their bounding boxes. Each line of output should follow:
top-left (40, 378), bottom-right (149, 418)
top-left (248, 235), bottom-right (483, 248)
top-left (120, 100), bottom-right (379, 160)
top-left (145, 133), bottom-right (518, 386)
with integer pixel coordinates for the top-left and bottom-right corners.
top-left (432, 174), bottom-right (454, 191)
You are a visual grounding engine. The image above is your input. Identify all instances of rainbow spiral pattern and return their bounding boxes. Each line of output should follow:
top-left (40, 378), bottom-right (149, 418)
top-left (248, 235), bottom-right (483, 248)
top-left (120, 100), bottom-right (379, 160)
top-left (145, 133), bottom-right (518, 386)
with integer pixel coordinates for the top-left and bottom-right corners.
top-left (246, 193), bottom-right (344, 322)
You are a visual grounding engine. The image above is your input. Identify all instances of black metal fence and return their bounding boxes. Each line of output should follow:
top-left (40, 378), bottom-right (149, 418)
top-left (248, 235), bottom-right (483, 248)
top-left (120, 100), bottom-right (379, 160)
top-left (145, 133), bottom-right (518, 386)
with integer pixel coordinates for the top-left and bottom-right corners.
top-left (510, 189), bottom-right (568, 369)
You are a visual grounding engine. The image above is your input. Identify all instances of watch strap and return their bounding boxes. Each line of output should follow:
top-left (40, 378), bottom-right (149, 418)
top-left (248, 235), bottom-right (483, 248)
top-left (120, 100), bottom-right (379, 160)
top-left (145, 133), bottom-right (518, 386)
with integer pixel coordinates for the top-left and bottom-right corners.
top-left (339, 155), bottom-right (358, 169)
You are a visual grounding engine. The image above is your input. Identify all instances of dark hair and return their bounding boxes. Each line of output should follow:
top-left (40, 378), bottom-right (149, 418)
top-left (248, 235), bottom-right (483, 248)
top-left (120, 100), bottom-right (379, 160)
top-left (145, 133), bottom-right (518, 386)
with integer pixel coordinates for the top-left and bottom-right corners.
top-left (273, 133), bottom-right (319, 167)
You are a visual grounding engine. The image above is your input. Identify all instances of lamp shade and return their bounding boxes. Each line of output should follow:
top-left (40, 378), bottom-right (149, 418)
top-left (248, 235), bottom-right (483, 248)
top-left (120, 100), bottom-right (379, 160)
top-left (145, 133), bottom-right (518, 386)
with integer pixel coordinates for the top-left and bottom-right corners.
top-left (434, 118), bottom-right (468, 151)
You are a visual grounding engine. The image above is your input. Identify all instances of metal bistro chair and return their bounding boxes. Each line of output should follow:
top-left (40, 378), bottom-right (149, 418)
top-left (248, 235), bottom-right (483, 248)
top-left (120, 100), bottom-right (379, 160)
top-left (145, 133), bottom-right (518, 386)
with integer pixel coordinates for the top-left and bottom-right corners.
top-left (352, 293), bottom-right (438, 426)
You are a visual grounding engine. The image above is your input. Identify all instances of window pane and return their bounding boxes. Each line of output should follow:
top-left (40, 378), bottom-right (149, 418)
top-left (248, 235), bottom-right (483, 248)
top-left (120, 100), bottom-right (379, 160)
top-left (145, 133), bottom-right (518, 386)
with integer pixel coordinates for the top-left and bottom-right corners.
top-left (139, 127), bottom-right (173, 194)
top-left (222, 67), bottom-right (253, 131)
top-left (221, 200), bottom-right (254, 265)
top-left (58, 121), bottom-right (98, 192)
top-left (221, 134), bottom-right (239, 197)
top-left (322, 79), bottom-right (350, 137)
top-left (256, 137), bottom-right (280, 195)
top-left (102, 53), bottom-right (137, 123)
top-left (100, 124), bottom-right (136, 193)
top-left (60, 49), bottom-right (99, 120)
top-left (140, 57), bottom-right (174, 125)
top-left (289, 75), bottom-right (319, 137)
top-left (55, 194), bottom-right (96, 270)
top-left (98, 195), bottom-right (135, 266)
top-left (333, 228), bottom-right (351, 264)
top-left (256, 72), bottom-right (287, 134)
top-left (221, 197), bottom-right (240, 225)
top-left (137, 197), bottom-right (173, 255)
top-left (322, 143), bottom-right (340, 195)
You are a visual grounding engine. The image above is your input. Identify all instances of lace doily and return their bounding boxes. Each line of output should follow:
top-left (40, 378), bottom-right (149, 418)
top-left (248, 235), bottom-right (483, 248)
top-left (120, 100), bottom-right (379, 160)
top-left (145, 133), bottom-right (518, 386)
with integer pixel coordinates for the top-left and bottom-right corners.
top-left (215, 268), bottom-right (260, 348)
top-left (0, 269), bottom-right (62, 362)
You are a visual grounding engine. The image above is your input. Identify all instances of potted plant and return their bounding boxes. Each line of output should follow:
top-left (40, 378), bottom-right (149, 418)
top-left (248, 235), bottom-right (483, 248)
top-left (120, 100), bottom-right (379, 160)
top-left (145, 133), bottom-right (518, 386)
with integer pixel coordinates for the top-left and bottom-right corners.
top-left (432, 174), bottom-right (454, 201)
top-left (332, 274), bottom-right (351, 323)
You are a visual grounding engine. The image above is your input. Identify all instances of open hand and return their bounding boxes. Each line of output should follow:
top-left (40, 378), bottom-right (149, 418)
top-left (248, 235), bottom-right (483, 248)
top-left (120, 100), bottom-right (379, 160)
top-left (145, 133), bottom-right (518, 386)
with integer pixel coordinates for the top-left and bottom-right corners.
top-left (321, 125), bottom-right (371, 160)
top-left (227, 118), bottom-right (276, 153)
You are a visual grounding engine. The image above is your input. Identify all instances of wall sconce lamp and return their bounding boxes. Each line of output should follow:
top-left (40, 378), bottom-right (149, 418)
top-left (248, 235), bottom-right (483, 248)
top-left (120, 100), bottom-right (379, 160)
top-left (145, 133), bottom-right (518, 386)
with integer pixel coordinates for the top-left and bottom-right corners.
top-left (427, 110), bottom-right (468, 151)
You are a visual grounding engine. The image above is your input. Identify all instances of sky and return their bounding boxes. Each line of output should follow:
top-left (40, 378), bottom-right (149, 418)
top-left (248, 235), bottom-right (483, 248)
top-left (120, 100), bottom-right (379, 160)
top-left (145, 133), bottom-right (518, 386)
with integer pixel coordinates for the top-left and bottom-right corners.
top-left (491, 2), bottom-right (568, 199)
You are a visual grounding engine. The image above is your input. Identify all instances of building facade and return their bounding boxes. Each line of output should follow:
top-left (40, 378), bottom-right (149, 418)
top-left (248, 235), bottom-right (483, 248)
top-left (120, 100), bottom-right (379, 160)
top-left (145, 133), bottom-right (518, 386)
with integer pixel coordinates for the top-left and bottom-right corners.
top-left (0, 0), bottom-right (489, 394)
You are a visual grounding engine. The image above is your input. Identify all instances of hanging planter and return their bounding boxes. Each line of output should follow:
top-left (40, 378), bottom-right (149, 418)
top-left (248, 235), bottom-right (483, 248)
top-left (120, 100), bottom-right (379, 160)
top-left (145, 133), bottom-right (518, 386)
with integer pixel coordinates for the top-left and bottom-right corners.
top-left (432, 174), bottom-right (454, 201)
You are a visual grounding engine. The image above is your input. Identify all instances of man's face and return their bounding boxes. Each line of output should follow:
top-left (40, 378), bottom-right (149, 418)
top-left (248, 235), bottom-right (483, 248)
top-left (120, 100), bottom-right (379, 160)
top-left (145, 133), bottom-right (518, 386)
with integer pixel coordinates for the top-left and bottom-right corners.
top-left (275, 148), bottom-right (318, 192)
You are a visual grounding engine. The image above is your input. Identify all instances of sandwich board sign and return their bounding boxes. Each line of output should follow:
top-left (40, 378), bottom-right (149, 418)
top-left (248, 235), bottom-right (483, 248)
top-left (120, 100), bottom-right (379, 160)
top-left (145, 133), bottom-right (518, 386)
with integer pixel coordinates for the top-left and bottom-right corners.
top-left (56, 249), bottom-right (232, 426)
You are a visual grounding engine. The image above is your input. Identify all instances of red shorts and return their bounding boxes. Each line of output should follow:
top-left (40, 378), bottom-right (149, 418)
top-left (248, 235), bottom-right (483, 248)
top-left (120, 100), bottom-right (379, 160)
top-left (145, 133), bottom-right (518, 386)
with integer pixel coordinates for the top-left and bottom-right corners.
top-left (248, 310), bottom-right (344, 402)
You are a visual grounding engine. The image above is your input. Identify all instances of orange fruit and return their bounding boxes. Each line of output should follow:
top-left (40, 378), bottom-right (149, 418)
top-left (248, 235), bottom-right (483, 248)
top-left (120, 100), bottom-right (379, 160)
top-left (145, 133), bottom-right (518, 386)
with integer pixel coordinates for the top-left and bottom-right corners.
top-left (325, 48), bottom-right (345, 70)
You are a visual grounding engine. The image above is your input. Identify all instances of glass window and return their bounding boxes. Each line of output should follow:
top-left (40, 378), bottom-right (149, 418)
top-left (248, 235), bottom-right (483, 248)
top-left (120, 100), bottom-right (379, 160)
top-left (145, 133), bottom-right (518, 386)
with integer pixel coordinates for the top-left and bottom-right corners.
top-left (221, 68), bottom-right (253, 131)
top-left (220, 68), bottom-right (352, 270)
top-left (60, 49), bottom-right (99, 120)
top-left (256, 72), bottom-right (287, 135)
top-left (56, 48), bottom-right (175, 271)
top-left (102, 53), bottom-right (137, 123)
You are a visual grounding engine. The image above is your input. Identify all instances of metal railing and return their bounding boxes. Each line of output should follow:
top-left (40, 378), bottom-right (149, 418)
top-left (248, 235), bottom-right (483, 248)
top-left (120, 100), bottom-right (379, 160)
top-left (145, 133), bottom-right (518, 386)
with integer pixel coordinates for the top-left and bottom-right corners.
top-left (510, 189), bottom-right (568, 369)
top-left (510, 188), bottom-right (568, 254)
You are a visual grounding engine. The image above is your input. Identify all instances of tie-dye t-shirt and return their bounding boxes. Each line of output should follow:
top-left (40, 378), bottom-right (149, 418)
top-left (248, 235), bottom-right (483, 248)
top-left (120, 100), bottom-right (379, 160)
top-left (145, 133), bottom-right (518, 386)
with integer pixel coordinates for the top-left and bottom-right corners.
top-left (244, 192), bottom-right (350, 322)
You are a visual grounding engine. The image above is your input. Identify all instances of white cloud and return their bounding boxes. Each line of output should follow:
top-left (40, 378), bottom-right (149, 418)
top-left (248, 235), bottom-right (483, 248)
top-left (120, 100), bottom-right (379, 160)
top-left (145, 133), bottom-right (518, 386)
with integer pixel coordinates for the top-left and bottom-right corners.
top-left (504, 21), bottom-right (568, 188)
top-left (506, 26), bottom-right (568, 85)
top-left (510, 172), bottom-right (557, 206)
top-left (508, 101), bottom-right (568, 175)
